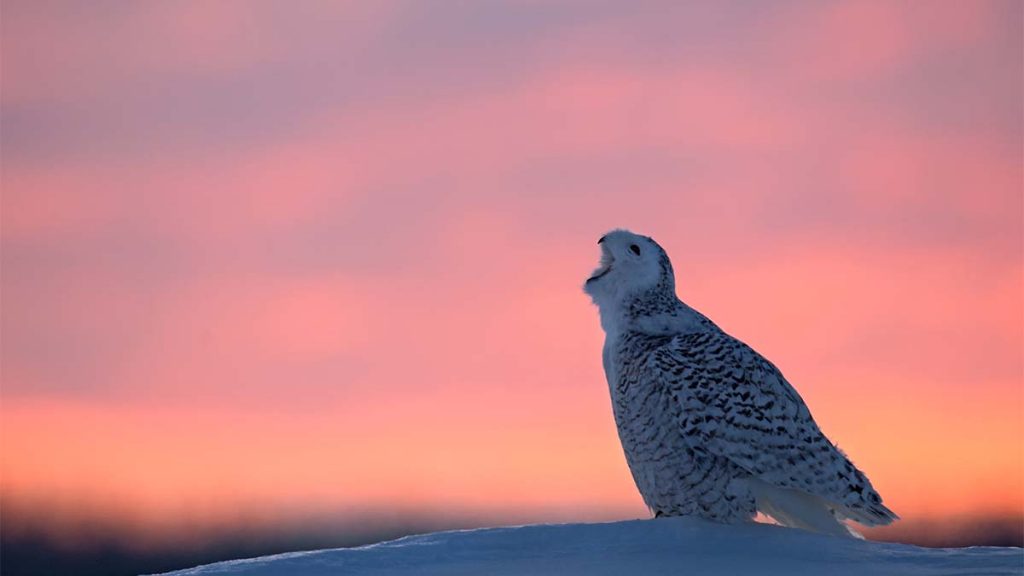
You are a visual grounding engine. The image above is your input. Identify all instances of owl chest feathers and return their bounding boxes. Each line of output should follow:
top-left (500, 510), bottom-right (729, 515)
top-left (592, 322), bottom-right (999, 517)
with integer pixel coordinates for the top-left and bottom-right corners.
top-left (603, 327), bottom-right (755, 520)
top-left (605, 332), bottom-right (700, 509)
top-left (606, 332), bottom-right (682, 453)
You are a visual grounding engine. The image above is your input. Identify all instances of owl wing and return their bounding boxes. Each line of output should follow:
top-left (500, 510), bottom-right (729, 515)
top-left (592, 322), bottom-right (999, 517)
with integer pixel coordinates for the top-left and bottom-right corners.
top-left (656, 329), bottom-right (896, 526)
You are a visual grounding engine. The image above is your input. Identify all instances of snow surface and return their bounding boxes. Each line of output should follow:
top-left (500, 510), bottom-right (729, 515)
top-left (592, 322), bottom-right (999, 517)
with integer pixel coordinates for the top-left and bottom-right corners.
top-left (154, 518), bottom-right (1023, 576)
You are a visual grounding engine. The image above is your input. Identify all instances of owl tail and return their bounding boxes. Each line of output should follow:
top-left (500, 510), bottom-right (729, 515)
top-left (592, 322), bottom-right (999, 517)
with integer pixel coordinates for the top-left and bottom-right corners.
top-left (748, 479), bottom-right (863, 539)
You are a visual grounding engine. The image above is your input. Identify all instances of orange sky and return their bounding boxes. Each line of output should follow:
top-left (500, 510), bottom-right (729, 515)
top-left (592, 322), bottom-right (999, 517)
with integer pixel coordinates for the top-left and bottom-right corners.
top-left (2, 0), bottom-right (1021, 547)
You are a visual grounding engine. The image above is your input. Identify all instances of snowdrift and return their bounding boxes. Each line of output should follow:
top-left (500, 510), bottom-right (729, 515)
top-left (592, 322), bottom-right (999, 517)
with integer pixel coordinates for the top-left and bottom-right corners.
top-left (155, 517), bottom-right (1022, 576)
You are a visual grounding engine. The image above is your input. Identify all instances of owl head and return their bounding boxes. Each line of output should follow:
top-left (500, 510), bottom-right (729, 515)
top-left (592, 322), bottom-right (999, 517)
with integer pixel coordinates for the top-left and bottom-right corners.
top-left (583, 229), bottom-right (676, 311)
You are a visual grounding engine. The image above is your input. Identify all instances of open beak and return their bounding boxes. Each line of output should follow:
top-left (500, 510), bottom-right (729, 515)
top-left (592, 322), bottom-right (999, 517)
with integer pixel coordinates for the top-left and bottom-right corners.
top-left (587, 243), bottom-right (613, 283)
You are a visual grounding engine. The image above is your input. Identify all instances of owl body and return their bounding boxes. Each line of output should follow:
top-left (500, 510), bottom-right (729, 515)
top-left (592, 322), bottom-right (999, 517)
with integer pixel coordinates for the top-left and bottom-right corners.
top-left (607, 329), bottom-right (755, 523)
top-left (585, 229), bottom-right (897, 537)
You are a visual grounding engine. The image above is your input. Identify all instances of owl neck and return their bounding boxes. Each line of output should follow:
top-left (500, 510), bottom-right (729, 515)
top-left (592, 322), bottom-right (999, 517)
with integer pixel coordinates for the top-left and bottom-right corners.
top-left (599, 288), bottom-right (703, 337)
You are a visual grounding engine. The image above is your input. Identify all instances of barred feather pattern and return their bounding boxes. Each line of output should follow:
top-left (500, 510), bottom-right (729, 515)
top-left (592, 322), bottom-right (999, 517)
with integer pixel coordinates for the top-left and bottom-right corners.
top-left (611, 330), bottom-right (755, 522)
top-left (608, 313), bottom-right (896, 527)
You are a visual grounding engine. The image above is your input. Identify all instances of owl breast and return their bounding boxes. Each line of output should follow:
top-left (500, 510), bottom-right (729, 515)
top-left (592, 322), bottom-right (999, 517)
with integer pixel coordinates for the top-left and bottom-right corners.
top-left (608, 331), bottom-right (755, 522)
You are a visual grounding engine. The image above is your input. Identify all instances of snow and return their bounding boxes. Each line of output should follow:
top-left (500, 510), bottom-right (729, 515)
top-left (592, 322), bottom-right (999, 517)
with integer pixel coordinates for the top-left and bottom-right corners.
top-left (153, 517), bottom-right (1023, 576)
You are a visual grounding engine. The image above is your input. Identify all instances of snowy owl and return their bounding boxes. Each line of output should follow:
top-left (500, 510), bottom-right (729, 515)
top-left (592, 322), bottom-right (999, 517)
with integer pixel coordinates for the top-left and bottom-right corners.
top-left (584, 229), bottom-right (897, 537)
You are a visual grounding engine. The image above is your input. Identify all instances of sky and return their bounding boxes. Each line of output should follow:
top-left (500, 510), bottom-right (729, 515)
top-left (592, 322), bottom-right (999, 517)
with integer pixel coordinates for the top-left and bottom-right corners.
top-left (1, 0), bottom-right (1022, 567)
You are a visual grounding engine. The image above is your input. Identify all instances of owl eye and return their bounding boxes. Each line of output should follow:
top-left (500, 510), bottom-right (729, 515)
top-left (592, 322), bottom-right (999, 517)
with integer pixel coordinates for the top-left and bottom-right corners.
top-left (629, 244), bottom-right (641, 256)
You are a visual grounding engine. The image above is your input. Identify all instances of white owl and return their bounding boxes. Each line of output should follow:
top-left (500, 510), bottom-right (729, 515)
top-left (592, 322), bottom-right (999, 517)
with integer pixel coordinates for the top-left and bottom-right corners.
top-left (584, 229), bottom-right (897, 537)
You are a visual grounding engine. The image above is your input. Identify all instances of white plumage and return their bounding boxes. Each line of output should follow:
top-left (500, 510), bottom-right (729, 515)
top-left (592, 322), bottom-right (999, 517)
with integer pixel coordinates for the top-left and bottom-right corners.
top-left (584, 229), bottom-right (897, 537)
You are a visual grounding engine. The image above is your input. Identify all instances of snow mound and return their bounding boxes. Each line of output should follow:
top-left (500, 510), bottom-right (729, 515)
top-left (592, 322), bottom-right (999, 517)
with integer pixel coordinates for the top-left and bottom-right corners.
top-left (154, 517), bottom-right (1023, 576)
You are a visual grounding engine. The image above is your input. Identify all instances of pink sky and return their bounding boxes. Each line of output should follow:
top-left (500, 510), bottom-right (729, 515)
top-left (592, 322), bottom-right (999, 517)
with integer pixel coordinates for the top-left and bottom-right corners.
top-left (2, 0), bottom-right (1021, 548)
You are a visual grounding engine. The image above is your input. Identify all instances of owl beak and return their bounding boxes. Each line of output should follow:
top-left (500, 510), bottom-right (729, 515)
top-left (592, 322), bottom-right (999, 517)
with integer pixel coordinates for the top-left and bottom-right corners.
top-left (587, 243), bottom-right (614, 283)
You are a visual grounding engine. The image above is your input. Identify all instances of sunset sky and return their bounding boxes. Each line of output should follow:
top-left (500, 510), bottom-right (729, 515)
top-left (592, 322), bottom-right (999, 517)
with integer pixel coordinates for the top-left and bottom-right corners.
top-left (2, 0), bottom-right (1021, 562)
